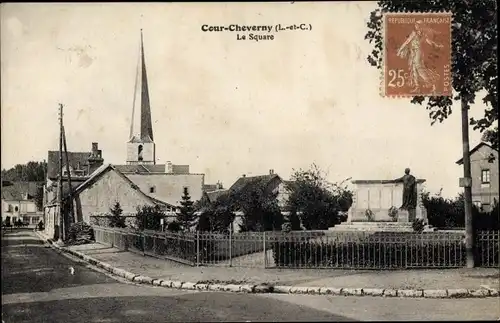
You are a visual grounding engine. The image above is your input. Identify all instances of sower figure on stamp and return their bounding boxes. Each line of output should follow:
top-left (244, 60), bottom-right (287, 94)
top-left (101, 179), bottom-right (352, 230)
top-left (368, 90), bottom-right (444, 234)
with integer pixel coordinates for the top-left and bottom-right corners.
top-left (394, 168), bottom-right (417, 221)
top-left (396, 20), bottom-right (444, 94)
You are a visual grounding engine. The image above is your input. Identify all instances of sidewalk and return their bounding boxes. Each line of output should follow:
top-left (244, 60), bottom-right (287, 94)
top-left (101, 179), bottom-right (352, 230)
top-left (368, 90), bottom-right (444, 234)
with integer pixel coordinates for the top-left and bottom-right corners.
top-left (37, 231), bottom-right (500, 298)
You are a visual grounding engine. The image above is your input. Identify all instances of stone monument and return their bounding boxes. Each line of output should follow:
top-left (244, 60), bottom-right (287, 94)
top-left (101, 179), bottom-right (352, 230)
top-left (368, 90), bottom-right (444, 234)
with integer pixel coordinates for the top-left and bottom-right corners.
top-left (330, 169), bottom-right (433, 232)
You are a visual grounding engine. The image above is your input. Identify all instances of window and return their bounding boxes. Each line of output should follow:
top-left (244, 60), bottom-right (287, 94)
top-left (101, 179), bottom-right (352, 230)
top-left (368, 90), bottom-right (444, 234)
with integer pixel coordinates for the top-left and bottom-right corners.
top-left (138, 145), bottom-right (143, 161)
top-left (149, 186), bottom-right (156, 193)
top-left (14, 206), bottom-right (19, 212)
top-left (481, 169), bottom-right (490, 184)
top-left (481, 203), bottom-right (490, 212)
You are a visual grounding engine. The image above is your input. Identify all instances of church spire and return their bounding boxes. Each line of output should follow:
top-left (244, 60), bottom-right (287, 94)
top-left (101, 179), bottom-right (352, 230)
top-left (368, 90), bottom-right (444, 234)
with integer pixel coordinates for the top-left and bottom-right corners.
top-left (129, 29), bottom-right (154, 143)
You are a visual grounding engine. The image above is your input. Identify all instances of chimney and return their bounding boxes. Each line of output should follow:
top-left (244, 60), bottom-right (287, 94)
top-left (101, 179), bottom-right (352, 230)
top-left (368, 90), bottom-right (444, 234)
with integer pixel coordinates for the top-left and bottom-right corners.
top-left (242, 174), bottom-right (246, 178)
top-left (269, 169), bottom-right (274, 175)
top-left (216, 181), bottom-right (223, 190)
top-left (88, 142), bottom-right (104, 174)
top-left (92, 142), bottom-right (98, 156)
top-left (166, 161), bottom-right (173, 173)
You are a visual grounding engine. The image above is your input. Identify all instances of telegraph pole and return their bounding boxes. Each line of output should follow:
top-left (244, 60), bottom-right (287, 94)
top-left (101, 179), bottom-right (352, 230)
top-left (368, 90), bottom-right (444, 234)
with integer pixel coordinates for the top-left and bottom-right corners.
top-left (57, 103), bottom-right (65, 243)
top-left (460, 98), bottom-right (475, 268)
top-left (63, 125), bottom-right (75, 226)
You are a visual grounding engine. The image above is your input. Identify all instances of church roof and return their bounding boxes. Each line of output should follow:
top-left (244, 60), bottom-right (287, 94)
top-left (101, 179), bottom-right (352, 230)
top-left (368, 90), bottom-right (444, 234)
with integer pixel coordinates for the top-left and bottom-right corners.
top-left (115, 164), bottom-right (166, 173)
top-left (128, 29), bottom-right (154, 143)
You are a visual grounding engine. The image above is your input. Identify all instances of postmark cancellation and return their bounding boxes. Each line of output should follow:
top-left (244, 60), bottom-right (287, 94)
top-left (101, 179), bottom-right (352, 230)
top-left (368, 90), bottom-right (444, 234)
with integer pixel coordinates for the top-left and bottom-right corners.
top-left (382, 12), bottom-right (452, 98)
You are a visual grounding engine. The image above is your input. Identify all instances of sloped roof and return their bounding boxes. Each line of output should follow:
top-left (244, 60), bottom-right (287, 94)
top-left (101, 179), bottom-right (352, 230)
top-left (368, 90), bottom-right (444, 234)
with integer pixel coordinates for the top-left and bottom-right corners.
top-left (47, 151), bottom-right (91, 179)
top-left (1, 181), bottom-right (43, 201)
top-left (203, 184), bottom-right (219, 192)
top-left (206, 189), bottom-right (229, 203)
top-left (172, 164), bottom-right (189, 174)
top-left (456, 142), bottom-right (498, 165)
top-left (229, 174), bottom-right (281, 194)
top-left (115, 164), bottom-right (166, 173)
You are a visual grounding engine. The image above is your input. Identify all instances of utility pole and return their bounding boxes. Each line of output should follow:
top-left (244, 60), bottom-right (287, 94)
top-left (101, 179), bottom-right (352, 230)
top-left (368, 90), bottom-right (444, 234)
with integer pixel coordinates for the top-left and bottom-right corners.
top-left (57, 103), bottom-right (65, 243)
top-left (62, 125), bottom-right (75, 226)
top-left (460, 98), bottom-right (475, 268)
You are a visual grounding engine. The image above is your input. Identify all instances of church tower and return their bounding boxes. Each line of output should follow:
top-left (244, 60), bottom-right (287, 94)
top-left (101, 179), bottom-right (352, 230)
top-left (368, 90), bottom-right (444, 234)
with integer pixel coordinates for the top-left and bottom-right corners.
top-left (126, 29), bottom-right (156, 165)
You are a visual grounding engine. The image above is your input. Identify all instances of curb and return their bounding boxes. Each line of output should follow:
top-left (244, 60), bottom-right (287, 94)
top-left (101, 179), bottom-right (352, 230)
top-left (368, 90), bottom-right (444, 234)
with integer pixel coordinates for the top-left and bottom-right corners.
top-left (35, 232), bottom-right (499, 299)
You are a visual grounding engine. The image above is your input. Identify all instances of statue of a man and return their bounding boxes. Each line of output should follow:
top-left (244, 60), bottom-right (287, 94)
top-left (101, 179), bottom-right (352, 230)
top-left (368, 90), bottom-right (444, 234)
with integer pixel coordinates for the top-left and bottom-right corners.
top-left (394, 168), bottom-right (417, 210)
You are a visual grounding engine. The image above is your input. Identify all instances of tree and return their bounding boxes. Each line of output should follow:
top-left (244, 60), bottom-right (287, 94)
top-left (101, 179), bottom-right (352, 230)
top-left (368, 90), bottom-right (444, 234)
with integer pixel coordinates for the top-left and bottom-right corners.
top-left (177, 187), bottom-right (196, 231)
top-left (365, 0), bottom-right (497, 267)
top-left (1, 161), bottom-right (48, 182)
top-left (236, 181), bottom-right (283, 232)
top-left (108, 201), bottom-right (126, 228)
top-left (482, 126), bottom-right (499, 151)
top-left (197, 194), bottom-right (236, 233)
top-left (34, 184), bottom-right (44, 211)
top-left (135, 205), bottom-right (164, 231)
top-left (286, 164), bottom-right (353, 230)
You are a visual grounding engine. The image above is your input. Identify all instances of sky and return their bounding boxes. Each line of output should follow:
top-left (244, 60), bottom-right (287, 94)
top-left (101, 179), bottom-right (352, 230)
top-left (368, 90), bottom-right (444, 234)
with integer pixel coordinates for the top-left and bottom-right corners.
top-left (1, 2), bottom-right (488, 198)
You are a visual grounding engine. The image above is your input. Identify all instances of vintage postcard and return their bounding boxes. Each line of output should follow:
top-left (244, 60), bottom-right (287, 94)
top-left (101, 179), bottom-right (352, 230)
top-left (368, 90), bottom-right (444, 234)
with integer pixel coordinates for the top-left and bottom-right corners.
top-left (1, 2), bottom-right (498, 322)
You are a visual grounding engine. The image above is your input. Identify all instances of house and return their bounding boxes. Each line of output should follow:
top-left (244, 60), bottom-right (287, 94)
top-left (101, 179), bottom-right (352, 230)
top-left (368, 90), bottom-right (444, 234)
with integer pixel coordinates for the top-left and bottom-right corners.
top-left (456, 142), bottom-right (499, 212)
top-left (70, 164), bottom-right (177, 222)
top-left (1, 181), bottom-right (44, 226)
top-left (196, 170), bottom-right (293, 232)
top-left (228, 170), bottom-right (292, 210)
top-left (43, 142), bottom-right (104, 238)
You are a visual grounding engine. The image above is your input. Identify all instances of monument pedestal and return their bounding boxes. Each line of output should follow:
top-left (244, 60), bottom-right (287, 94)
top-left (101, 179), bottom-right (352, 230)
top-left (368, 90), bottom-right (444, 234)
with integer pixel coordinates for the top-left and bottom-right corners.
top-left (329, 179), bottom-right (435, 232)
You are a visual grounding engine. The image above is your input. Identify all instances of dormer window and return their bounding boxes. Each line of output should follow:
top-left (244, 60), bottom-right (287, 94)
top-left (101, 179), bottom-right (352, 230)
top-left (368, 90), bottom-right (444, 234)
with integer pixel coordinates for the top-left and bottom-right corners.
top-left (149, 186), bottom-right (156, 193)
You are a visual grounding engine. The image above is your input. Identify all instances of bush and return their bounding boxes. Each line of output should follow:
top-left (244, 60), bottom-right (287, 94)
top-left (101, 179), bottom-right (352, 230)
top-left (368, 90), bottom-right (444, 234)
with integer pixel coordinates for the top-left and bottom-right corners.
top-left (135, 205), bottom-right (164, 231)
top-left (166, 221), bottom-right (182, 232)
top-left (365, 209), bottom-right (374, 221)
top-left (37, 220), bottom-right (44, 231)
top-left (412, 218), bottom-right (425, 232)
top-left (388, 207), bottom-right (398, 222)
top-left (67, 222), bottom-right (94, 244)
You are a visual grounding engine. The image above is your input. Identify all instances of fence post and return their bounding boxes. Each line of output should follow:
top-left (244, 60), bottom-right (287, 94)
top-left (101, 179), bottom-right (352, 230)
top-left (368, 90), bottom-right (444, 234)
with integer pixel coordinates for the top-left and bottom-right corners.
top-left (263, 231), bottom-right (267, 268)
top-left (142, 233), bottom-right (146, 256)
top-left (153, 232), bottom-right (157, 255)
top-left (124, 230), bottom-right (129, 251)
top-left (229, 223), bottom-right (233, 267)
top-left (196, 230), bottom-right (200, 267)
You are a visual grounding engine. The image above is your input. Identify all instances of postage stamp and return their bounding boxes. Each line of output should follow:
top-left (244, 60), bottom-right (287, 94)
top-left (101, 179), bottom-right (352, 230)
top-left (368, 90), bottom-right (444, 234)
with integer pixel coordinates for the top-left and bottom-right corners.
top-left (382, 12), bottom-right (452, 98)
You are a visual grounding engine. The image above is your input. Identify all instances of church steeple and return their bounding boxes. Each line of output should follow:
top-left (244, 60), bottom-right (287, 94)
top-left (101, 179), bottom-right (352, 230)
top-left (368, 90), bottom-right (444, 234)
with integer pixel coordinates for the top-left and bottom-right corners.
top-left (127, 29), bottom-right (156, 165)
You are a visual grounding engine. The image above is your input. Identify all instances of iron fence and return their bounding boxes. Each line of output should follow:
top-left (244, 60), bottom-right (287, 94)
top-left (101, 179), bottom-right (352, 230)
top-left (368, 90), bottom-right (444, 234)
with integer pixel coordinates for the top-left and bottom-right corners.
top-left (92, 226), bottom-right (499, 269)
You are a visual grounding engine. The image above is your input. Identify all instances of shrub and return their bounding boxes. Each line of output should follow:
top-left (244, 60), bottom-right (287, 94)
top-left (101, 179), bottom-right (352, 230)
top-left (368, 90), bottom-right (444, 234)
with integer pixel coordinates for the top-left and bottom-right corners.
top-left (388, 207), bottom-right (398, 222)
top-left (135, 205), bottom-right (164, 231)
top-left (67, 222), bottom-right (94, 244)
top-left (412, 218), bottom-right (425, 233)
top-left (166, 221), bottom-right (182, 232)
top-left (37, 220), bottom-right (44, 231)
top-left (365, 209), bottom-right (374, 221)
